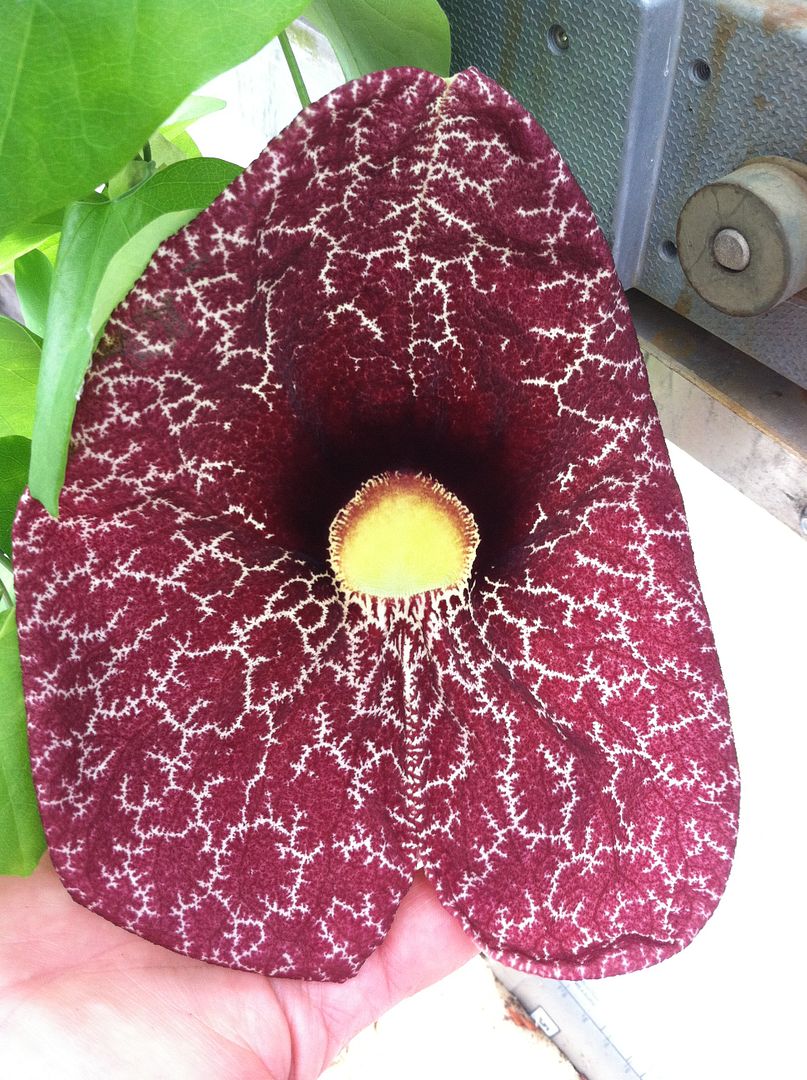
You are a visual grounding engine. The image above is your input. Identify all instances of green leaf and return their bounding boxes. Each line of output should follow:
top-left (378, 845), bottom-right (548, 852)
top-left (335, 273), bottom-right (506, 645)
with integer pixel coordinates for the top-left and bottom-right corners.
top-left (0, 437), bottom-right (31, 559)
top-left (0, 605), bottom-right (46, 876)
top-left (160, 95), bottom-right (227, 140)
top-left (89, 210), bottom-right (193, 334)
top-left (36, 230), bottom-right (62, 270)
top-left (166, 130), bottom-right (202, 160)
top-left (0, 210), bottom-right (63, 275)
top-left (148, 133), bottom-right (187, 171)
top-left (304, 0), bottom-right (451, 80)
top-left (107, 158), bottom-right (157, 201)
top-left (28, 156), bottom-right (241, 517)
top-left (13, 248), bottom-right (52, 337)
top-left (0, 0), bottom-right (309, 237)
top-left (0, 316), bottom-right (41, 439)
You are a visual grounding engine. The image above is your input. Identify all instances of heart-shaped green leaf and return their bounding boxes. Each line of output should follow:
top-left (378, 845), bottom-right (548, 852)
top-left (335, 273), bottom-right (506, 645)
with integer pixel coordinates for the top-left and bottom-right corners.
top-left (28, 156), bottom-right (241, 517)
top-left (305, 0), bottom-right (451, 81)
top-left (0, 317), bottom-right (41, 440)
top-left (0, 0), bottom-right (307, 237)
top-left (0, 605), bottom-right (46, 876)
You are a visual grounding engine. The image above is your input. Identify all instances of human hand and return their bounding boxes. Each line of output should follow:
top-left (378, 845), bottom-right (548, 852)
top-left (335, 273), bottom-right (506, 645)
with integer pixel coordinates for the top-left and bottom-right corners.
top-left (0, 854), bottom-right (477, 1079)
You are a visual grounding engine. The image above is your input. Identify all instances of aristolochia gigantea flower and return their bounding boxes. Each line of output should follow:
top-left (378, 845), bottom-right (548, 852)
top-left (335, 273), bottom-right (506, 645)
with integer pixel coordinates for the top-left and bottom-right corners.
top-left (13, 68), bottom-right (740, 982)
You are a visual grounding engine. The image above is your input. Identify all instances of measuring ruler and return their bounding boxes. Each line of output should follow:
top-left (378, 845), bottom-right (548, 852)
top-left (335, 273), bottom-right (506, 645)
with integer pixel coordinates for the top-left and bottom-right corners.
top-left (488, 958), bottom-right (651, 1080)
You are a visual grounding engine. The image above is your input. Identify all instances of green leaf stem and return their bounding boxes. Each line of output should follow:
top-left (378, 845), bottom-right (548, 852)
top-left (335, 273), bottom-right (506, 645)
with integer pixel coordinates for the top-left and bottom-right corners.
top-left (13, 248), bottom-right (53, 337)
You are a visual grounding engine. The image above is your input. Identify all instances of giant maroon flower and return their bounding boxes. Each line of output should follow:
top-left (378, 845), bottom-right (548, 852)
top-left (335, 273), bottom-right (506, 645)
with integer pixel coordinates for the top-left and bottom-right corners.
top-left (13, 67), bottom-right (740, 982)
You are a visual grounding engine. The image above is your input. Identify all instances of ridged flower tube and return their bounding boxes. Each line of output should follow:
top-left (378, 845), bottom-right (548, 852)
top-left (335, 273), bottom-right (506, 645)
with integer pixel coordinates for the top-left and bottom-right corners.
top-left (13, 67), bottom-right (740, 982)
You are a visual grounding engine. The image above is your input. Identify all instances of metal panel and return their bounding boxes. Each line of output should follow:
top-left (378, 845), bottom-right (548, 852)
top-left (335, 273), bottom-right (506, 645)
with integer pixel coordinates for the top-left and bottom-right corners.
top-left (443, 0), bottom-right (807, 387)
top-left (639, 1), bottom-right (807, 387)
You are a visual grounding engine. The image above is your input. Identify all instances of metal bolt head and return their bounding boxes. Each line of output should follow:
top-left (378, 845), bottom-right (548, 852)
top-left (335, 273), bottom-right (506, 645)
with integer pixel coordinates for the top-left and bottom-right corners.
top-left (800, 505), bottom-right (807, 536)
top-left (548, 24), bottom-right (570, 52)
top-left (712, 228), bottom-right (751, 271)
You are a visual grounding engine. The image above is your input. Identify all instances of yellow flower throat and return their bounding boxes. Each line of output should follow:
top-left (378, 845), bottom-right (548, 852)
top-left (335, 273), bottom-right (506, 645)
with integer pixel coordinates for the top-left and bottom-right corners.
top-left (328, 472), bottom-right (479, 599)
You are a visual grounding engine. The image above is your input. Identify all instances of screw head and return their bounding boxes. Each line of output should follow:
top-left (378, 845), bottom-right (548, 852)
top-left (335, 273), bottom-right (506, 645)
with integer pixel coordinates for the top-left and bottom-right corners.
top-left (800, 505), bottom-right (807, 536)
top-left (713, 228), bottom-right (751, 271)
top-left (548, 24), bottom-right (570, 52)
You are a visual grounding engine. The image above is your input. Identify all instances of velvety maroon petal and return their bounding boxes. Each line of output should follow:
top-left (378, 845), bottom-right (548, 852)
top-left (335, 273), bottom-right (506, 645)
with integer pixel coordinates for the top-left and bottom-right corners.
top-left (15, 68), bottom-right (457, 979)
top-left (56, 68), bottom-right (455, 548)
top-left (416, 515), bottom-right (737, 978)
top-left (13, 500), bottom-right (415, 978)
top-left (13, 66), bottom-right (739, 980)
top-left (399, 71), bottom-right (738, 973)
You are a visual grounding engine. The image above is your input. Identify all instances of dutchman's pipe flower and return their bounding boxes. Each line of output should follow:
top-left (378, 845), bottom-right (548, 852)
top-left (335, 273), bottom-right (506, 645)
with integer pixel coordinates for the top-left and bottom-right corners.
top-left (13, 68), bottom-right (739, 982)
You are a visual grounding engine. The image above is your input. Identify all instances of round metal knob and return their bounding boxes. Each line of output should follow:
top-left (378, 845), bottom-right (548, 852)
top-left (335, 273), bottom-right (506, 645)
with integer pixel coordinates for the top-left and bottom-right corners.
top-left (712, 228), bottom-right (751, 271)
top-left (676, 157), bottom-right (807, 317)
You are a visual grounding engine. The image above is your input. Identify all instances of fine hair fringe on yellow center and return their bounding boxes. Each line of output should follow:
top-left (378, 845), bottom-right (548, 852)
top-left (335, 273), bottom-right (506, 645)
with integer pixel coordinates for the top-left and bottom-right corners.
top-left (328, 471), bottom-right (480, 600)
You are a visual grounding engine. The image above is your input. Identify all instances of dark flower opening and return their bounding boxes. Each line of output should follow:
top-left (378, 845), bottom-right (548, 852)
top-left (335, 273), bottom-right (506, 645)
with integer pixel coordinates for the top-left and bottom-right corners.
top-left (276, 421), bottom-right (523, 580)
top-left (13, 67), bottom-right (740, 984)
